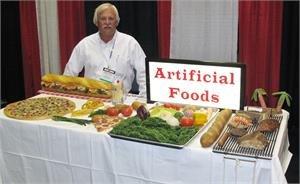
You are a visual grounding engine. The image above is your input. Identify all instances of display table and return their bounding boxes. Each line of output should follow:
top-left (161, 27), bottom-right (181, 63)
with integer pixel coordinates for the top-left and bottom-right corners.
top-left (0, 94), bottom-right (292, 184)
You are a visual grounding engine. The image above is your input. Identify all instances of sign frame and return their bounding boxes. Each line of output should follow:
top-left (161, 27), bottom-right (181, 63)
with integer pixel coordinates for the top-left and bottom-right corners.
top-left (145, 58), bottom-right (246, 110)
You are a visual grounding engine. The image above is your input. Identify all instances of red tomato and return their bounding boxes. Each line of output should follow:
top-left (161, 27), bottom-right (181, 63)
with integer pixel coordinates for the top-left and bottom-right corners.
top-left (106, 107), bottom-right (119, 116)
top-left (121, 106), bottom-right (133, 117)
top-left (171, 104), bottom-right (181, 110)
top-left (163, 103), bottom-right (173, 108)
top-left (180, 117), bottom-right (194, 127)
top-left (163, 103), bottom-right (181, 110)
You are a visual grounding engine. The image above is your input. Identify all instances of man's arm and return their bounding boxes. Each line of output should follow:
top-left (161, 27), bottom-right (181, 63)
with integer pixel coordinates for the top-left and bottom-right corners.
top-left (132, 42), bottom-right (147, 97)
top-left (63, 45), bottom-right (84, 76)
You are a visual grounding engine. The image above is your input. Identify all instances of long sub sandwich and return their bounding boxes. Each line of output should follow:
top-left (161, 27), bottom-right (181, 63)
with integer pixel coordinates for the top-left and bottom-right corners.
top-left (41, 74), bottom-right (112, 98)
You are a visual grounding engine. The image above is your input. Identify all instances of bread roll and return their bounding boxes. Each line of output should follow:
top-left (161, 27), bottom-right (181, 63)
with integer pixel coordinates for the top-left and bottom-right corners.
top-left (200, 109), bottom-right (232, 147)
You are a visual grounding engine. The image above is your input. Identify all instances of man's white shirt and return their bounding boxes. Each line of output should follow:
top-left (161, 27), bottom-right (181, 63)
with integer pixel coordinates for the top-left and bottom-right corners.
top-left (64, 30), bottom-right (146, 96)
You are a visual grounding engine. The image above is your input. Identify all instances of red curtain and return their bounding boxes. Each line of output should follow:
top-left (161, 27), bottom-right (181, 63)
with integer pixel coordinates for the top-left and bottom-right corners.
top-left (19, 1), bottom-right (42, 98)
top-left (238, 1), bottom-right (283, 107)
top-left (157, 1), bottom-right (171, 58)
top-left (57, 1), bottom-right (86, 73)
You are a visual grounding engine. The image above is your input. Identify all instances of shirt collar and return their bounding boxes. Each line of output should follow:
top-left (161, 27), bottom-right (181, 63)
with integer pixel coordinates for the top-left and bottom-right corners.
top-left (98, 30), bottom-right (118, 45)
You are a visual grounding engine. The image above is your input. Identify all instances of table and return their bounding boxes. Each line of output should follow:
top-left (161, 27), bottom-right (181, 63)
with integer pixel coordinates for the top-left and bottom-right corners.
top-left (0, 94), bottom-right (292, 184)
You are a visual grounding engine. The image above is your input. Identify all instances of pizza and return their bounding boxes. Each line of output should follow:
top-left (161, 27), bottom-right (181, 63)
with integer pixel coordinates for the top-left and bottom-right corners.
top-left (4, 97), bottom-right (76, 120)
top-left (92, 115), bottom-right (123, 132)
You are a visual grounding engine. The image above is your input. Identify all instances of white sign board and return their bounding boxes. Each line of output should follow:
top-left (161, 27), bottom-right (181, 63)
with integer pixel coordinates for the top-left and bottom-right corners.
top-left (146, 59), bottom-right (245, 110)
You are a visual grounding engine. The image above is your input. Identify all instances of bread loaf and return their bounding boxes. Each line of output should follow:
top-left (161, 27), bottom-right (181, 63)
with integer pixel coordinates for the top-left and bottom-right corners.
top-left (200, 109), bottom-right (232, 147)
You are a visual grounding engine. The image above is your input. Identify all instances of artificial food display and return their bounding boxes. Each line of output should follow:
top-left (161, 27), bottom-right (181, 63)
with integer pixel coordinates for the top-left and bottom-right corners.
top-left (71, 98), bottom-right (105, 117)
top-left (237, 131), bottom-right (268, 150)
top-left (4, 97), bottom-right (75, 120)
top-left (109, 116), bottom-right (200, 146)
top-left (256, 119), bottom-right (280, 132)
top-left (200, 109), bottom-right (232, 147)
top-left (109, 103), bottom-right (219, 148)
top-left (52, 116), bottom-right (92, 126)
top-left (41, 73), bottom-right (112, 98)
top-left (228, 114), bottom-right (253, 128)
top-left (92, 115), bottom-right (123, 132)
top-left (51, 101), bottom-right (140, 132)
top-left (213, 110), bottom-right (283, 159)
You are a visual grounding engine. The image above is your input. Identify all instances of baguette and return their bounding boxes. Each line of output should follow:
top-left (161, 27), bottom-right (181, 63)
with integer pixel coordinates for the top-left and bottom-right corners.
top-left (41, 73), bottom-right (112, 98)
top-left (200, 109), bottom-right (232, 147)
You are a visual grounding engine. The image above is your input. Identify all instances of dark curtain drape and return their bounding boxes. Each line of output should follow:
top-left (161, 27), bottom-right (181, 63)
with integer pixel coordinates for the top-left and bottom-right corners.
top-left (57, 1), bottom-right (86, 73)
top-left (19, 1), bottom-right (42, 98)
top-left (238, 1), bottom-right (283, 107)
top-left (157, 1), bottom-right (171, 58)
top-left (1, 1), bottom-right (25, 106)
top-left (280, 2), bottom-right (299, 154)
top-left (84, 1), bottom-right (158, 58)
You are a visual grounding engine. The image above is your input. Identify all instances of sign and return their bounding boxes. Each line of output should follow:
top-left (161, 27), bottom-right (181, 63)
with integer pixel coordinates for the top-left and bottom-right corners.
top-left (146, 58), bottom-right (245, 110)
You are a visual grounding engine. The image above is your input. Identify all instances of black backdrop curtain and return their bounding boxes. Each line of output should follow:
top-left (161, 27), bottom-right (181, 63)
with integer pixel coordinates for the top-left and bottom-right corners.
top-left (84, 1), bottom-right (158, 93)
top-left (1, 1), bottom-right (25, 107)
top-left (84, 1), bottom-right (158, 58)
top-left (280, 2), bottom-right (299, 153)
top-left (281, 2), bottom-right (299, 183)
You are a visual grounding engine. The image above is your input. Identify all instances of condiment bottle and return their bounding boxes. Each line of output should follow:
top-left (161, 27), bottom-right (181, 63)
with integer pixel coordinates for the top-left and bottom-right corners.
top-left (112, 80), bottom-right (124, 104)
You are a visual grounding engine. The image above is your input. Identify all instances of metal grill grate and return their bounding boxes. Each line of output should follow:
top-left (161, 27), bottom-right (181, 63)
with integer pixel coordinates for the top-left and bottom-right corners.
top-left (213, 114), bottom-right (283, 160)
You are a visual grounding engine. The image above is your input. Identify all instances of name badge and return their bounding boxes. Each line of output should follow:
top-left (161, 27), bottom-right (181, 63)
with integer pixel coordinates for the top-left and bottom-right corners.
top-left (103, 67), bottom-right (115, 74)
top-left (100, 67), bottom-right (125, 83)
top-left (100, 67), bottom-right (116, 83)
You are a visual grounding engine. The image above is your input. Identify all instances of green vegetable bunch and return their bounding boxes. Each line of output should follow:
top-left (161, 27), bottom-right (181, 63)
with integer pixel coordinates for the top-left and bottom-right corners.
top-left (110, 116), bottom-right (199, 145)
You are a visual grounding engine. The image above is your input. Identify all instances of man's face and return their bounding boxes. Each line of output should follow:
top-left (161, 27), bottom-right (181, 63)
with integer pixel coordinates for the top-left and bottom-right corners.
top-left (98, 8), bottom-right (118, 36)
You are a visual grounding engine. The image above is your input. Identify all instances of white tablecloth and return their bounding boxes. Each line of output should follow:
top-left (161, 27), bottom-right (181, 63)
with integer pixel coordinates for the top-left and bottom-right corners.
top-left (0, 94), bottom-right (292, 184)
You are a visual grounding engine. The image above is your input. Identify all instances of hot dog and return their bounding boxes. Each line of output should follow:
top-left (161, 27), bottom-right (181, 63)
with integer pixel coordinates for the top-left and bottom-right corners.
top-left (41, 73), bottom-right (112, 98)
top-left (217, 132), bottom-right (230, 147)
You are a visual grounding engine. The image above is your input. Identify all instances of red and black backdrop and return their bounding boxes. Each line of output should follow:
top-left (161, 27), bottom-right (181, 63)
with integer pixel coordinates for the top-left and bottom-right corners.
top-left (1, 1), bottom-right (299, 179)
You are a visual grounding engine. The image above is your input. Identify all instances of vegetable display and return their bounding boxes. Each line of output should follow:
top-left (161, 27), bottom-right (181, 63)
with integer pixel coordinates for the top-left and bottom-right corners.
top-left (106, 107), bottom-right (119, 116)
top-left (121, 106), bottom-right (133, 117)
top-left (136, 105), bottom-right (150, 120)
top-left (52, 116), bottom-right (92, 126)
top-left (110, 116), bottom-right (199, 145)
top-left (88, 109), bottom-right (106, 117)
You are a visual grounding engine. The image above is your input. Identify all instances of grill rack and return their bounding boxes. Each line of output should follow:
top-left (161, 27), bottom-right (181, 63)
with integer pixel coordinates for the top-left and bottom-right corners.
top-left (213, 114), bottom-right (283, 160)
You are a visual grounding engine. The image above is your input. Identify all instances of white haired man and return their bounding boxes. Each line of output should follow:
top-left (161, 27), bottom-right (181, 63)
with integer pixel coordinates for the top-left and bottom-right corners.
top-left (64, 3), bottom-right (146, 96)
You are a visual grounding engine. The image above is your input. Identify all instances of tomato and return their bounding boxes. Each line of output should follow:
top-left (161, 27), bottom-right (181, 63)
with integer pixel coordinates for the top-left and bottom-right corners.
top-left (114, 104), bottom-right (129, 113)
top-left (106, 107), bottom-right (119, 116)
top-left (180, 117), bottom-right (194, 127)
top-left (163, 103), bottom-right (173, 108)
top-left (121, 106), bottom-right (133, 117)
top-left (171, 104), bottom-right (182, 110)
top-left (163, 103), bottom-right (181, 110)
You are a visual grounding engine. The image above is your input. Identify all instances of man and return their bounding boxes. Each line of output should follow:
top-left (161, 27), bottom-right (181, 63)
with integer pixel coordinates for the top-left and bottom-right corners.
top-left (64, 3), bottom-right (146, 96)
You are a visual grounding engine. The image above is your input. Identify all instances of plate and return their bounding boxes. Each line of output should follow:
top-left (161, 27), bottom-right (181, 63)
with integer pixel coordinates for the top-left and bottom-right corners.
top-left (109, 108), bottom-right (219, 149)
